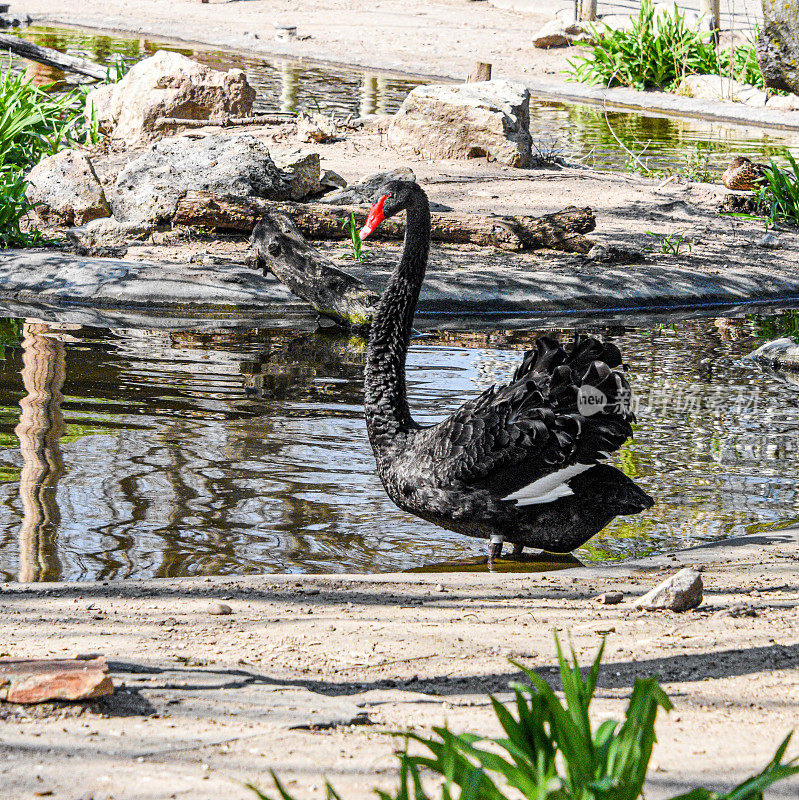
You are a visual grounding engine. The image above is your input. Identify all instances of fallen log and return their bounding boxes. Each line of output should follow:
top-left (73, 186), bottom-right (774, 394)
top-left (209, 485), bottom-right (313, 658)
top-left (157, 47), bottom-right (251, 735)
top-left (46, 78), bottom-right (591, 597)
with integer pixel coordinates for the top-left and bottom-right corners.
top-left (249, 211), bottom-right (379, 329)
top-left (173, 191), bottom-right (596, 253)
top-left (0, 33), bottom-right (108, 80)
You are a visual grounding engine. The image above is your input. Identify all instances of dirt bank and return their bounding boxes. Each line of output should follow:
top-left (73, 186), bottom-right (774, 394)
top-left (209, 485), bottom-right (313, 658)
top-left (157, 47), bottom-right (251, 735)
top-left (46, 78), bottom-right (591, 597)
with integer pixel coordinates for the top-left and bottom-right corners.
top-left (1, 529), bottom-right (797, 800)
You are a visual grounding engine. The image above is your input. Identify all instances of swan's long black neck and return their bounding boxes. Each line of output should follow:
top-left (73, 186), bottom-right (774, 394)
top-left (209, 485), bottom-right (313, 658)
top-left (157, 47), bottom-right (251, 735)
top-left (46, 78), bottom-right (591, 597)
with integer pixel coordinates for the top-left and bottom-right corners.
top-left (364, 191), bottom-right (430, 453)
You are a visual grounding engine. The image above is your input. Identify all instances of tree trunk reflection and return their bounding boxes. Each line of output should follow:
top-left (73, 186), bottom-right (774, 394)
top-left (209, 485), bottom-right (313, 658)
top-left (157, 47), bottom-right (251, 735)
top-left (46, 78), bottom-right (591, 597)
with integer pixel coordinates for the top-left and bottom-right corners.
top-left (16, 323), bottom-right (65, 582)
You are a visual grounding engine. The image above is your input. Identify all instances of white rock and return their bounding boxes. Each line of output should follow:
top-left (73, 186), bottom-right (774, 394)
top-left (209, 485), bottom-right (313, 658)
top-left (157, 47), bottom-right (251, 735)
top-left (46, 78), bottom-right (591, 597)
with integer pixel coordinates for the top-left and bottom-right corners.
top-left (25, 149), bottom-right (110, 227)
top-left (633, 567), bottom-right (703, 611)
top-left (387, 80), bottom-right (533, 168)
top-left (677, 74), bottom-right (767, 106)
top-left (749, 336), bottom-right (799, 369)
top-left (296, 111), bottom-right (339, 143)
top-left (272, 149), bottom-right (321, 200)
top-left (766, 93), bottom-right (799, 111)
top-left (84, 51), bottom-right (256, 147)
top-left (66, 217), bottom-right (150, 250)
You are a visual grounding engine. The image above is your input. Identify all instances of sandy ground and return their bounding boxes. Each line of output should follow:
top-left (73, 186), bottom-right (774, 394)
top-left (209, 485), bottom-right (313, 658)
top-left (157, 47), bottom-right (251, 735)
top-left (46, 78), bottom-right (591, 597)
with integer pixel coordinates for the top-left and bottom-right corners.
top-left (22, 1), bottom-right (764, 84)
top-left (1, 529), bottom-right (798, 800)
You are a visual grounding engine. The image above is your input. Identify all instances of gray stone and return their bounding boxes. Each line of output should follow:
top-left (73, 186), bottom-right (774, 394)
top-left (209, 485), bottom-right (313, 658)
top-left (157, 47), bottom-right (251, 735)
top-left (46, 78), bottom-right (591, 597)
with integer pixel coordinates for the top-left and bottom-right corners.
top-left (317, 167), bottom-right (416, 205)
top-left (387, 80), bottom-right (533, 167)
top-left (85, 50), bottom-right (256, 147)
top-left (757, 0), bottom-right (799, 94)
top-left (320, 169), bottom-right (347, 191)
top-left (67, 217), bottom-right (151, 255)
top-left (586, 243), bottom-right (645, 263)
top-left (110, 134), bottom-right (290, 226)
top-left (25, 149), bottom-right (110, 227)
top-left (758, 232), bottom-right (781, 249)
top-left (596, 591), bottom-right (624, 605)
top-left (208, 602), bottom-right (232, 616)
top-left (633, 567), bottom-right (703, 611)
top-left (534, 19), bottom-right (590, 48)
top-left (765, 93), bottom-right (799, 111)
top-left (749, 337), bottom-right (799, 370)
top-left (272, 149), bottom-right (321, 200)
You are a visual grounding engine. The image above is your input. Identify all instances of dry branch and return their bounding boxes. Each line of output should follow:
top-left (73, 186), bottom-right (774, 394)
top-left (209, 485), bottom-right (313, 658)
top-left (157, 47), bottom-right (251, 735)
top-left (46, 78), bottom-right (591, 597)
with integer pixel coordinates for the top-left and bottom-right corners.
top-left (155, 114), bottom-right (294, 128)
top-left (0, 33), bottom-right (107, 80)
top-left (173, 191), bottom-right (595, 253)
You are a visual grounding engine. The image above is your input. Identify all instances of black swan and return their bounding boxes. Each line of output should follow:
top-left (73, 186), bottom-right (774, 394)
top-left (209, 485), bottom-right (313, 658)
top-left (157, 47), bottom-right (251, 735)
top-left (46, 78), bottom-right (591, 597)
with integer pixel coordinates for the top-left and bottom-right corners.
top-left (359, 180), bottom-right (653, 563)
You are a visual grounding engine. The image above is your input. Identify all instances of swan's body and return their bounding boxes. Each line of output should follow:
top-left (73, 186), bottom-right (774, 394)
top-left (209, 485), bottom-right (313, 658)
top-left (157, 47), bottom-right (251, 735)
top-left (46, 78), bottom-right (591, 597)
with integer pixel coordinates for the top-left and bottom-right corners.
top-left (361, 181), bottom-right (653, 560)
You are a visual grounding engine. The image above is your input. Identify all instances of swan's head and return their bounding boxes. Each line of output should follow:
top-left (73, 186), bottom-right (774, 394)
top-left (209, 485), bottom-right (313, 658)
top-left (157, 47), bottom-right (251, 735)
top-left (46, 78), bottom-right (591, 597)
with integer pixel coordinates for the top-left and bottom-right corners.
top-left (359, 180), bottom-right (420, 240)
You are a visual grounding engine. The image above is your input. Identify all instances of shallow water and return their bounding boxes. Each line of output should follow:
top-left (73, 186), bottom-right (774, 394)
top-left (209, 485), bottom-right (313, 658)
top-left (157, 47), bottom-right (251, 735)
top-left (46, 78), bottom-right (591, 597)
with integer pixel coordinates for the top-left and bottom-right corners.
top-left (0, 311), bottom-right (796, 582)
top-left (11, 25), bottom-right (799, 175)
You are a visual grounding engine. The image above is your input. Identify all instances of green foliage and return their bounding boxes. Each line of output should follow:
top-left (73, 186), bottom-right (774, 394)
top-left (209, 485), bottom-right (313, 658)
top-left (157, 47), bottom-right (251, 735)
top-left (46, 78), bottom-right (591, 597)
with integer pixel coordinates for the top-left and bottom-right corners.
top-left (683, 142), bottom-right (715, 183)
top-left (758, 154), bottom-right (799, 227)
top-left (0, 316), bottom-right (22, 360)
top-left (645, 231), bottom-right (692, 255)
top-left (247, 633), bottom-right (798, 800)
top-left (567, 0), bottom-right (764, 93)
top-left (341, 212), bottom-right (367, 262)
top-left (0, 61), bottom-right (110, 248)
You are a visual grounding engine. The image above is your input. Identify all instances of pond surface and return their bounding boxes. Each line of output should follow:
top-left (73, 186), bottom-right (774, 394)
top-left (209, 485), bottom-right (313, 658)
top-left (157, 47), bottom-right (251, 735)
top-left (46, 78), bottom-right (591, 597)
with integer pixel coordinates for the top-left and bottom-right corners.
top-left (11, 25), bottom-right (799, 175)
top-left (0, 310), bottom-right (796, 582)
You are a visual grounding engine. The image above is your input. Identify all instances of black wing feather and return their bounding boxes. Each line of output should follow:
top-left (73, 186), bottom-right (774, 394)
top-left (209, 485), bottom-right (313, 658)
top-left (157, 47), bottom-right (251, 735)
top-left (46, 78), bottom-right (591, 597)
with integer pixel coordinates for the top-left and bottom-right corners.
top-left (420, 336), bottom-right (634, 494)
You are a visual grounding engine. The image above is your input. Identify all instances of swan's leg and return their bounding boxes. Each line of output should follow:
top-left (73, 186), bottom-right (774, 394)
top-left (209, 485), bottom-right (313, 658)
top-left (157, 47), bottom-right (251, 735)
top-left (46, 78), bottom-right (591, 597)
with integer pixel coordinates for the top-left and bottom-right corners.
top-left (487, 534), bottom-right (504, 566)
top-left (511, 542), bottom-right (524, 556)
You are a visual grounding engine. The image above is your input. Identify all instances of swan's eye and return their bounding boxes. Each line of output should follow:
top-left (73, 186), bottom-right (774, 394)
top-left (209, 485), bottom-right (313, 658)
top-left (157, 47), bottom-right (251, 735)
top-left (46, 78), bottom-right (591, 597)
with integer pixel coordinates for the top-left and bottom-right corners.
top-left (386, 192), bottom-right (393, 198)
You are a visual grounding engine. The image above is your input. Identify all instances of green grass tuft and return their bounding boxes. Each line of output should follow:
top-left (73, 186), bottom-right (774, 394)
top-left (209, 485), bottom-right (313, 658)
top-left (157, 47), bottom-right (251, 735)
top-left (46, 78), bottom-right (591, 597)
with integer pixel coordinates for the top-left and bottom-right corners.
top-left (247, 632), bottom-right (798, 800)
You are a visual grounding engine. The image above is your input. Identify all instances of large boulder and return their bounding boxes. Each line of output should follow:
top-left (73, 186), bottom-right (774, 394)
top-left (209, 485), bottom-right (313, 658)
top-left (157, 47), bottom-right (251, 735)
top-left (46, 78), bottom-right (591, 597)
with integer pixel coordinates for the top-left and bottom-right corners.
top-left (387, 80), bottom-right (533, 167)
top-left (25, 149), bottom-right (110, 227)
top-left (271, 149), bottom-right (321, 200)
top-left (110, 133), bottom-right (290, 226)
top-left (757, 0), bottom-right (799, 93)
top-left (84, 50), bottom-right (256, 147)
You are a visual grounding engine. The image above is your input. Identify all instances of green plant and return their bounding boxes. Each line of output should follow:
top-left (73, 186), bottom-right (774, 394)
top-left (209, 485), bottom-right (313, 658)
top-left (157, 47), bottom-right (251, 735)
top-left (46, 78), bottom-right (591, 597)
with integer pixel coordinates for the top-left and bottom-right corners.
top-left (683, 142), bottom-right (715, 183)
top-left (645, 231), bottom-right (692, 255)
top-left (341, 212), bottom-right (367, 262)
top-left (248, 634), bottom-right (798, 800)
top-left (758, 155), bottom-right (799, 227)
top-left (0, 159), bottom-right (43, 248)
top-left (566, 0), bottom-right (765, 93)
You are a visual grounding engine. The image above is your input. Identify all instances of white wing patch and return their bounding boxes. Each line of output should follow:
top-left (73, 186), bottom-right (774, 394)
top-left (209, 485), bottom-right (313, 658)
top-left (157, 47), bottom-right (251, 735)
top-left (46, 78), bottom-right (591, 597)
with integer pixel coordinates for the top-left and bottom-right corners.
top-left (502, 463), bottom-right (593, 507)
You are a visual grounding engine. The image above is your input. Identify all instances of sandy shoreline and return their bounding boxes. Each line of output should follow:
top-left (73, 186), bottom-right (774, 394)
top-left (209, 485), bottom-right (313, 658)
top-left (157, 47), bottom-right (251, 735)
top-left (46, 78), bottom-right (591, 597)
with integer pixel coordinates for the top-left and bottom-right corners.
top-left (1, 529), bottom-right (798, 800)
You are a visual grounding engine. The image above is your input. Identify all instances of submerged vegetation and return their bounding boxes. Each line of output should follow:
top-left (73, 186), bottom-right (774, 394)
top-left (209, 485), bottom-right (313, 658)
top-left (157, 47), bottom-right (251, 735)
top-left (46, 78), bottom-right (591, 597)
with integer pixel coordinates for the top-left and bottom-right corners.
top-left (567, 0), bottom-right (765, 92)
top-left (249, 635), bottom-right (798, 800)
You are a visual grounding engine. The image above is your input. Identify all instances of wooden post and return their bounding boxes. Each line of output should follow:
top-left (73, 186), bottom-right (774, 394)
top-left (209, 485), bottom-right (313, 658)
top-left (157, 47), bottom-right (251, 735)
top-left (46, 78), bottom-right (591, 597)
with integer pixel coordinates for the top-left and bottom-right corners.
top-left (575, 0), bottom-right (597, 22)
top-left (467, 62), bottom-right (492, 83)
top-left (699, 0), bottom-right (721, 44)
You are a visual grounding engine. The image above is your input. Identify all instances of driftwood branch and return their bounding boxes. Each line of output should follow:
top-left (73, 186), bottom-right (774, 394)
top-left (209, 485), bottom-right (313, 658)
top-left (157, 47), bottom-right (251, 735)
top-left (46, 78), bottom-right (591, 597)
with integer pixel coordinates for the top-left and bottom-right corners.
top-left (156, 114), bottom-right (294, 128)
top-left (249, 211), bottom-right (379, 329)
top-left (173, 191), bottom-right (596, 253)
top-left (0, 33), bottom-right (108, 80)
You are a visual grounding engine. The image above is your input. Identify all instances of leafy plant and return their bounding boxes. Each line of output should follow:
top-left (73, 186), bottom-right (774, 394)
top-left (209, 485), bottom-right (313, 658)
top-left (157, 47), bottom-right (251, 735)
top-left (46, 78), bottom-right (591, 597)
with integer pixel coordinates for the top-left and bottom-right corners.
top-left (248, 633), bottom-right (798, 800)
top-left (683, 142), bottom-right (715, 183)
top-left (758, 155), bottom-right (799, 227)
top-left (645, 231), bottom-right (692, 255)
top-left (341, 212), bottom-right (367, 262)
top-left (0, 158), bottom-right (43, 248)
top-left (566, 0), bottom-right (764, 93)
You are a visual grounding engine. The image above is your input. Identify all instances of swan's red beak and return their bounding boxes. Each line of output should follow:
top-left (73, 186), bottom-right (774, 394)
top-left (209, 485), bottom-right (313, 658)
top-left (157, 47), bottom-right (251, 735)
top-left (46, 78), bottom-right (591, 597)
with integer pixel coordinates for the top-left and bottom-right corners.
top-left (359, 195), bottom-right (387, 240)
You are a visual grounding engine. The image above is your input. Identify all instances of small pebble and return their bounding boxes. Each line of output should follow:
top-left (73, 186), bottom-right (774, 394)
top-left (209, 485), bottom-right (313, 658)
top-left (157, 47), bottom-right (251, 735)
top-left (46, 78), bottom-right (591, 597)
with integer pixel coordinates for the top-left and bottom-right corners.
top-left (208, 602), bottom-right (232, 616)
top-left (435, 583), bottom-right (446, 592)
top-left (596, 591), bottom-right (624, 605)
top-left (757, 233), bottom-right (780, 249)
